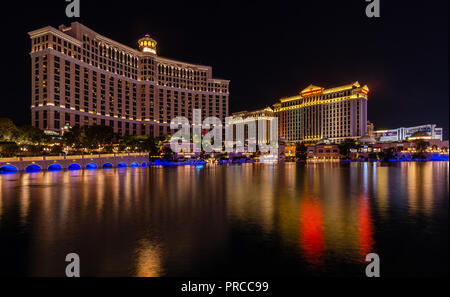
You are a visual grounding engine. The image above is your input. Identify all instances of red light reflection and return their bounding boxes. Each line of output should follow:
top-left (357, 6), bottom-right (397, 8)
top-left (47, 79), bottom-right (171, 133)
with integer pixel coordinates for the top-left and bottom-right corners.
top-left (299, 196), bottom-right (325, 268)
top-left (358, 195), bottom-right (375, 260)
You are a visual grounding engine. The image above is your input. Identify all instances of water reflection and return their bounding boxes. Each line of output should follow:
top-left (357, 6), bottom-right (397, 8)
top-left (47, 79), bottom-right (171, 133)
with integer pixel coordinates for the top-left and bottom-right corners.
top-left (0, 162), bottom-right (448, 276)
top-left (134, 238), bottom-right (163, 277)
top-left (299, 195), bottom-right (325, 269)
top-left (357, 194), bottom-right (374, 259)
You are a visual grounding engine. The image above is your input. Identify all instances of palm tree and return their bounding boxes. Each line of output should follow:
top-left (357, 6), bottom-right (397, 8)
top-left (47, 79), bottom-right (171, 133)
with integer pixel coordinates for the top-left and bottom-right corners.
top-left (413, 140), bottom-right (429, 160)
top-left (415, 140), bottom-right (429, 153)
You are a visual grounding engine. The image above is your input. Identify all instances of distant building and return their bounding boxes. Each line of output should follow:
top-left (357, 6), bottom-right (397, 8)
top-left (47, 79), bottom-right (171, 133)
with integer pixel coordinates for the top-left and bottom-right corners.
top-left (307, 144), bottom-right (340, 159)
top-left (230, 107), bottom-right (276, 146)
top-left (274, 82), bottom-right (369, 143)
top-left (374, 124), bottom-right (443, 142)
top-left (29, 22), bottom-right (229, 136)
top-left (367, 121), bottom-right (374, 137)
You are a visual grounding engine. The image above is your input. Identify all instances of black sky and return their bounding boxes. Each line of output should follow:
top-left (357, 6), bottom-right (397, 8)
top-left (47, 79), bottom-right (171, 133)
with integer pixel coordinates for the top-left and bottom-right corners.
top-left (1, 0), bottom-right (448, 138)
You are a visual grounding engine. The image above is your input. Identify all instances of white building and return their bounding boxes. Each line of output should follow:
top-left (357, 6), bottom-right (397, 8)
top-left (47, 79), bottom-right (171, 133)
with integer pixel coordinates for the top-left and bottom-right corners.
top-left (374, 124), bottom-right (443, 142)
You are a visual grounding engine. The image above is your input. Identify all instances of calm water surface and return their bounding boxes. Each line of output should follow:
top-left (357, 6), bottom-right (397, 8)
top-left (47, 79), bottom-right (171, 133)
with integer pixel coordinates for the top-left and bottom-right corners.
top-left (0, 162), bottom-right (448, 276)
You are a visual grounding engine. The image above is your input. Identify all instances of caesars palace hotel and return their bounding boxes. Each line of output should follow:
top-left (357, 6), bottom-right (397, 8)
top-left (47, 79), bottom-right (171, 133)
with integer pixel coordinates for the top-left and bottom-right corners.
top-left (29, 22), bottom-right (229, 136)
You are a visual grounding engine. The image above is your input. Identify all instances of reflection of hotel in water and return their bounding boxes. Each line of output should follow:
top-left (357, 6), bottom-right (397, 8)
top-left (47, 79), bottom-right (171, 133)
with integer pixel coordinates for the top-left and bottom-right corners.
top-left (226, 163), bottom-right (379, 266)
top-left (274, 82), bottom-right (369, 143)
top-left (29, 22), bottom-right (229, 136)
top-left (0, 162), bottom-right (445, 275)
top-left (221, 162), bottom-right (443, 268)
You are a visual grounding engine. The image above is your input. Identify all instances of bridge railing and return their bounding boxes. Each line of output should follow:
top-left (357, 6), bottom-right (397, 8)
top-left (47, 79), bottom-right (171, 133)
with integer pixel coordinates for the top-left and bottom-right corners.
top-left (21, 156), bottom-right (45, 161)
top-left (0, 153), bottom-right (149, 163)
top-left (0, 157), bottom-right (21, 162)
top-left (45, 156), bottom-right (66, 161)
top-left (66, 155), bottom-right (84, 160)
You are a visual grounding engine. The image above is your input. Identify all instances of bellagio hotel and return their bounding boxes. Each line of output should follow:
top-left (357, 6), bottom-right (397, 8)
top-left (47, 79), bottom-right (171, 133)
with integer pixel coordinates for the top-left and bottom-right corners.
top-left (28, 22), bottom-right (229, 136)
top-left (274, 82), bottom-right (369, 143)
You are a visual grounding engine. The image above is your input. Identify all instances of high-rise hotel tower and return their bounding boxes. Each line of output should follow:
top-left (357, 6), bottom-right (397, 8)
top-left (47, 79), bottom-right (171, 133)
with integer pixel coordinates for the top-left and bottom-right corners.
top-left (274, 82), bottom-right (369, 143)
top-left (29, 22), bottom-right (229, 136)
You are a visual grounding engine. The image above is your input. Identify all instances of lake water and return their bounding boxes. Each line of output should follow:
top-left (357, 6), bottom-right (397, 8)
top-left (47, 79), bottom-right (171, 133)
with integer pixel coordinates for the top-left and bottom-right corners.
top-left (0, 162), bottom-right (448, 276)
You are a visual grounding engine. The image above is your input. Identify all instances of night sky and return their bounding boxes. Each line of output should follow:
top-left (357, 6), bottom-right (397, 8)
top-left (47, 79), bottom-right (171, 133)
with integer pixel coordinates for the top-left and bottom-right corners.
top-left (1, 0), bottom-right (448, 138)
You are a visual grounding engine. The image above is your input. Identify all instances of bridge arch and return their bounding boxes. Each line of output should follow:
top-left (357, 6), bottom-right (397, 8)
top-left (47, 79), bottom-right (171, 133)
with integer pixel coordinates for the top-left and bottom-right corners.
top-left (68, 163), bottom-right (81, 170)
top-left (117, 162), bottom-right (127, 168)
top-left (0, 165), bottom-right (18, 173)
top-left (102, 163), bottom-right (113, 169)
top-left (86, 163), bottom-right (98, 170)
top-left (141, 162), bottom-right (147, 167)
top-left (130, 162), bottom-right (139, 167)
top-left (25, 164), bottom-right (41, 172)
top-left (48, 164), bottom-right (62, 171)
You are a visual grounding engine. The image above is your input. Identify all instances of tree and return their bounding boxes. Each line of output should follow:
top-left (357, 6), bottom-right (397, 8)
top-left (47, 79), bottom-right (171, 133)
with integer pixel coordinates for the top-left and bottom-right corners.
top-left (85, 125), bottom-right (115, 149)
top-left (129, 135), bottom-right (160, 153)
top-left (63, 126), bottom-right (84, 149)
top-left (18, 125), bottom-right (47, 144)
top-left (119, 133), bottom-right (140, 152)
top-left (413, 140), bottom-right (429, 160)
top-left (0, 118), bottom-right (19, 142)
top-left (63, 125), bottom-right (116, 151)
top-left (50, 144), bottom-right (64, 155)
top-left (384, 147), bottom-right (396, 161)
top-left (147, 137), bottom-right (160, 156)
top-left (295, 142), bottom-right (307, 161)
top-left (414, 140), bottom-right (429, 153)
top-left (0, 142), bottom-right (19, 157)
top-left (338, 139), bottom-right (357, 159)
top-left (161, 146), bottom-right (174, 161)
top-left (155, 136), bottom-right (168, 154)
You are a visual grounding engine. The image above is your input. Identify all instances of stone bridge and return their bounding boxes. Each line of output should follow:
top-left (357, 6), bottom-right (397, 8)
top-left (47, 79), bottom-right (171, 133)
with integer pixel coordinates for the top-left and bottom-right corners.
top-left (0, 153), bottom-right (149, 172)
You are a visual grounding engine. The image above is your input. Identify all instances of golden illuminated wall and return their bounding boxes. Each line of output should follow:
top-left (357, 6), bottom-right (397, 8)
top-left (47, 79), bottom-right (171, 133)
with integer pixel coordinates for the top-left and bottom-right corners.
top-left (275, 82), bottom-right (369, 143)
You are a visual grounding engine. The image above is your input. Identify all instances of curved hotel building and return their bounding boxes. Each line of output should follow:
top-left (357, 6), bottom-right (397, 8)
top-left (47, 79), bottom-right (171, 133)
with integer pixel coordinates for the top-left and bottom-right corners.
top-left (29, 22), bottom-right (229, 136)
top-left (274, 82), bottom-right (369, 143)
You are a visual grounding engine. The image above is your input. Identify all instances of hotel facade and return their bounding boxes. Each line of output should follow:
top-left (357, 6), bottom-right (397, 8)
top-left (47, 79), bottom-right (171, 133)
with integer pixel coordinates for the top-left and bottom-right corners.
top-left (29, 22), bottom-right (229, 136)
top-left (274, 82), bottom-right (369, 143)
top-left (230, 107), bottom-right (276, 147)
